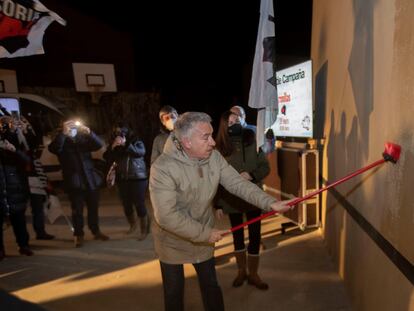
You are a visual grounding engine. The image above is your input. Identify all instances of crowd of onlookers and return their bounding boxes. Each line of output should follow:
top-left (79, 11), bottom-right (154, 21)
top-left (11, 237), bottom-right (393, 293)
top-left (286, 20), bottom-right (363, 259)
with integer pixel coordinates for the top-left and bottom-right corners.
top-left (0, 105), bottom-right (179, 259)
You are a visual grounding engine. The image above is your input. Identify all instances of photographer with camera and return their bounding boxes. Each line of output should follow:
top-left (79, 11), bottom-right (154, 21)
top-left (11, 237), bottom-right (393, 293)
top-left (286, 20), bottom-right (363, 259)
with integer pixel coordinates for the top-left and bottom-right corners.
top-left (11, 114), bottom-right (56, 241)
top-left (103, 124), bottom-right (149, 240)
top-left (0, 116), bottom-right (33, 260)
top-left (48, 119), bottom-right (109, 247)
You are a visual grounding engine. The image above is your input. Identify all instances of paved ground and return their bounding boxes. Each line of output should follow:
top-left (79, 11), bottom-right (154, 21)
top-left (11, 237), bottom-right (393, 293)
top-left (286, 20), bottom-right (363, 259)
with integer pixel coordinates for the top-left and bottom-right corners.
top-left (0, 187), bottom-right (352, 310)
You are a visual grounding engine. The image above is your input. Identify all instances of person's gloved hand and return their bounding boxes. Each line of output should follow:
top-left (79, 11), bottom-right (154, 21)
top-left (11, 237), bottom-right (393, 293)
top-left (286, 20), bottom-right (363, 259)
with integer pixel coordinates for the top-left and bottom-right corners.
top-left (270, 198), bottom-right (297, 213)
top-left (208, 229), bottom-right (227, 243)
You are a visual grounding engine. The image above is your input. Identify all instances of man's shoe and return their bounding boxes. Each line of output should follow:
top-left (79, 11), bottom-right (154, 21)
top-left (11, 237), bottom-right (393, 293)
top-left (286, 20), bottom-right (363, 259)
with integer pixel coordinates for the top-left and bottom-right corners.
top-left (19, 246), bottom-right (34, 256)
top-left (93, 232), bottom-right (109, 241)
top-left (36, 233), bottom-right (55, 240)
top-left (74, 236), bottom-right (84, 248)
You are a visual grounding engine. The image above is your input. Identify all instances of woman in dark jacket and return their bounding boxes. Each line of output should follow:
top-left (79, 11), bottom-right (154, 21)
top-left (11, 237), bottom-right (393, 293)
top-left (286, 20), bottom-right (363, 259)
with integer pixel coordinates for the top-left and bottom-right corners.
top-left (104, 125), bottom-right (149, 240)
top-left (215, 110), bottom-right (271, 290)
top-left (0, 117), bottom-right (33, 260)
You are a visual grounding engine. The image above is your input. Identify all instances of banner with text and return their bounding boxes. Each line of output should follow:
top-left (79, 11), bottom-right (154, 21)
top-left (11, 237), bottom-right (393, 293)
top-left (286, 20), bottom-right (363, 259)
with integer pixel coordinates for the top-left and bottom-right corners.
top-left (271, 60), bottom-right (313, 138)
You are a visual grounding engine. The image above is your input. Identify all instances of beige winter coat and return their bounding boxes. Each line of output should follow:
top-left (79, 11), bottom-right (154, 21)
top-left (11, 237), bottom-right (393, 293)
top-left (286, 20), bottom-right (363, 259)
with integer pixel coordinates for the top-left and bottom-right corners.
top-left (149, 135), bottom-right (276, 264)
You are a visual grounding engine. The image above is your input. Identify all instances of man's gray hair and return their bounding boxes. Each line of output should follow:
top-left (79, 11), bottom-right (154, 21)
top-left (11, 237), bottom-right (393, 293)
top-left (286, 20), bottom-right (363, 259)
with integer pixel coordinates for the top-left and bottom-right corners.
top-left (174, 112), bottom-right (212, 140)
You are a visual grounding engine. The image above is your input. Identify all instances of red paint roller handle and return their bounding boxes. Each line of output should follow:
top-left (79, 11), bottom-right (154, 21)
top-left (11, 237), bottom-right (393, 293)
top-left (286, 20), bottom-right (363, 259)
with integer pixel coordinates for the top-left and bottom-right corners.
top-left (226, 141), bottom-right (401, 235)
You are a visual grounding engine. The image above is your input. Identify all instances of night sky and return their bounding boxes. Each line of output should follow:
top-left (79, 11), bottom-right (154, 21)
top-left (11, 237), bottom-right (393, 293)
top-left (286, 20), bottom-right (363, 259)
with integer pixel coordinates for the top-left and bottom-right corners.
top-left (63, 1), bottom-right (312, 123)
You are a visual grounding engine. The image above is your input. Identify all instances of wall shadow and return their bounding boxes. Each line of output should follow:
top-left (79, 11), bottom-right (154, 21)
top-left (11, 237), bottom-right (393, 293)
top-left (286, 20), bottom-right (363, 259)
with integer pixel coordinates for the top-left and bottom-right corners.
top-left (348, 0), bottom-right (378, 160)
top-left (314, 61), bottom-right (328, 141)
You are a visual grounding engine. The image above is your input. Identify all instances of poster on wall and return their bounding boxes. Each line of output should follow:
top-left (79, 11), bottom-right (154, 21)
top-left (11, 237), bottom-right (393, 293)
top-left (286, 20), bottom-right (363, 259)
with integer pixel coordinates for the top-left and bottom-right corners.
top-left (271, 60), bottom-right (313, 138)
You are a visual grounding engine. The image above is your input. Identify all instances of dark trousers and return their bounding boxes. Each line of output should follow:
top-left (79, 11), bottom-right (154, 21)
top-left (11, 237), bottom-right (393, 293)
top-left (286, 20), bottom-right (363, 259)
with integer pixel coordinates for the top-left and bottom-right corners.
top-left (229, 209), bottom-right (262, 255)
top-left (68, 189), bottom-right (100, 237)
top-left (117, 179), bottom-right (148, 218)
top-left (30, 194), bottom-right (47, 236)
top-left (159, 258), bottom-right (224, 311)
top-left (0, 209), bottom-right (30, 250)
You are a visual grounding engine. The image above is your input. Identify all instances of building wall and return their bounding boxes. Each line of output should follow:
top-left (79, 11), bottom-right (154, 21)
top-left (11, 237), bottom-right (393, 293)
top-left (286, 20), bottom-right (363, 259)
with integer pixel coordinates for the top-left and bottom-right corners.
top-left (312, 0), bottom-right (414, 309)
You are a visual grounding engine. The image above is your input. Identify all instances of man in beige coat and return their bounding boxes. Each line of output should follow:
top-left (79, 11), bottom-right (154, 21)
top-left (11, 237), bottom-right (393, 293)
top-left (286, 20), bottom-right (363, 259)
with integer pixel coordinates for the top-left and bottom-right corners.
top-left (149, 112), bottom-right (293, 311)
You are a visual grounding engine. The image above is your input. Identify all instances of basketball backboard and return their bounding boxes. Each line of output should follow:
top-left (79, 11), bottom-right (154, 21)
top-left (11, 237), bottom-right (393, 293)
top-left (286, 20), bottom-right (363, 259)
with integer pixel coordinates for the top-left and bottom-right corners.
top-left (72, 63), bottom-right (117, 103)
top-left (0, 69), bottom-right (18, 93)
top-left (73, 63), bottom-right (117, 92)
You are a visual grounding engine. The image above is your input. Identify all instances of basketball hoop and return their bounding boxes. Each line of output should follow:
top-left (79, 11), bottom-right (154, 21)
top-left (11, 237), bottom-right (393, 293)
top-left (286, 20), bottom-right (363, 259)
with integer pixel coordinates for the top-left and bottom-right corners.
top-left (72, 63), bottom-right (117, 102)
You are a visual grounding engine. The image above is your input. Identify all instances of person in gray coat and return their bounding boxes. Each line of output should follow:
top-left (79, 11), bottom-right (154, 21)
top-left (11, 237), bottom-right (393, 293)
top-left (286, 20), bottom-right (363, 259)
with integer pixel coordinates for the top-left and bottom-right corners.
top-left (149, 112), bottom-right (294, 311)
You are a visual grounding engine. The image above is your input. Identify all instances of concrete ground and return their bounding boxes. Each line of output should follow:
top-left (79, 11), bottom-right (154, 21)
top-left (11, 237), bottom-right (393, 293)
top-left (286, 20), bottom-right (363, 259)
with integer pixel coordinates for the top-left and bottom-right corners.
top-left (0, 187), bottom-right (352, 311)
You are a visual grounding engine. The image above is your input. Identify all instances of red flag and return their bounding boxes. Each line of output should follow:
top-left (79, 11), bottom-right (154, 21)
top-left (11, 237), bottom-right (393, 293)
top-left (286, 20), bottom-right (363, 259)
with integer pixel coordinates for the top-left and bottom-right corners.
top-left (0, 0), bottom-right (66, 58)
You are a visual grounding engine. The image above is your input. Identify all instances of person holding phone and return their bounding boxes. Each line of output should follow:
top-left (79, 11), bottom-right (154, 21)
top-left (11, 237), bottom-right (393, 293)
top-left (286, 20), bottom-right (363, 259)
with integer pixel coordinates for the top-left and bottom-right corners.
top-left (48, 119), bottom-right (109, 247)
top-left (17, 115), bottom-right (55, 240)
top-left (103, 124), bottom-right (149, 240)
top-left (0, 115), bottom-right (33, 260)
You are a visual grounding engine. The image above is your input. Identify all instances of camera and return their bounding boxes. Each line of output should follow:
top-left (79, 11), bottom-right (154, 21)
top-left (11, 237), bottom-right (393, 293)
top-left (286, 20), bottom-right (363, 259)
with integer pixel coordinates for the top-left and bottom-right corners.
top-left (0, 121), bottom-right (9, 140)
top-left (1, 122), bottom-right (9, 132)
top-left (0, 117), bottom-right (10, 134)
top-left (113, 126), bottom-right (128, 139)
top-left (11, 110), bottom-right (20, 120)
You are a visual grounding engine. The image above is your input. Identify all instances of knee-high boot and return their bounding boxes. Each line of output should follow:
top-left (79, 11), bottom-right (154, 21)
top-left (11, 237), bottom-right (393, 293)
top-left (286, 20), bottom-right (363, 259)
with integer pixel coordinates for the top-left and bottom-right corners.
top-left (232, 250), bottom-right (247, 287)
top-left (247, 254), bottom-right (269, 290)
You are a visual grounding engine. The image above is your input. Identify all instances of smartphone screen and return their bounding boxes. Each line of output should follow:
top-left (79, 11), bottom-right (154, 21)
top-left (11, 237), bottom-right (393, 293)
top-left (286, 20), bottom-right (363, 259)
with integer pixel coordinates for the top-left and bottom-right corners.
top-left (11, 110), bottom-right (20, 120)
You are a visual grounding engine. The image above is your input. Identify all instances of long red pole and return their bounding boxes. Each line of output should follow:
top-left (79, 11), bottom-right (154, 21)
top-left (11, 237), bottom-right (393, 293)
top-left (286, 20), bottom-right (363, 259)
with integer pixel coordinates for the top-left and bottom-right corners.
top-left (227, 158), bottom-right (386, 234)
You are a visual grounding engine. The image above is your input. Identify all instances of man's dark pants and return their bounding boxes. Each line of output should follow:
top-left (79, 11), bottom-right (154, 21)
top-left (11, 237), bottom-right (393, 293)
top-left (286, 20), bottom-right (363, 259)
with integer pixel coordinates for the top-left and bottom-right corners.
top-left (30, 193), bottom-right (47, 236)
top-left (68, 189), bottom-right (100, 236)
top-left (160, 257), bottom-right (225, 311)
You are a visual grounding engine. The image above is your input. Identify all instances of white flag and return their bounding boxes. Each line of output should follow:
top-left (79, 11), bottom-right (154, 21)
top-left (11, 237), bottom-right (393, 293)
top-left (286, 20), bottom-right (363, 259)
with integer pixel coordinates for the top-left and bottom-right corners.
top-left (0, 0), bottom-right (66, 58)
top-left (248, 0), bottom-right (278, 150)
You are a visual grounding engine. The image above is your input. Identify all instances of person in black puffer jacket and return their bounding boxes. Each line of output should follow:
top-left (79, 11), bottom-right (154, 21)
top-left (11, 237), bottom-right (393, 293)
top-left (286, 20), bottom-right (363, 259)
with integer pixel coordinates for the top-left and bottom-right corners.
top-left (104, 124), bottom-right (149, 240)
top-left (0, 116), bottom-right (33, 260)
